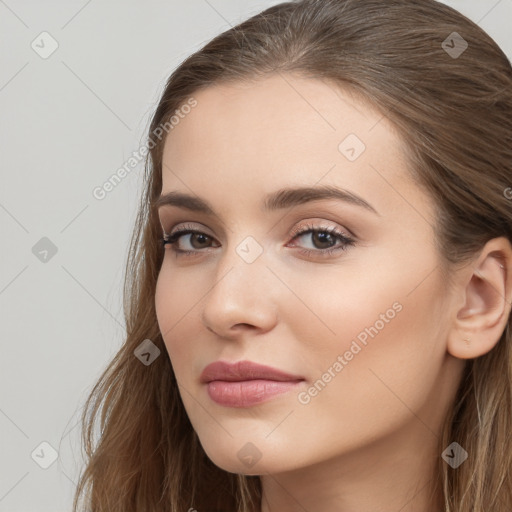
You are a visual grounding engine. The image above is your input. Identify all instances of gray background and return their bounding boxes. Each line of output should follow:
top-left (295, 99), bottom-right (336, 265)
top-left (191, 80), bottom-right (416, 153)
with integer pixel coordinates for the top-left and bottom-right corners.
top-left (1, 1), bottom-right (511, 510)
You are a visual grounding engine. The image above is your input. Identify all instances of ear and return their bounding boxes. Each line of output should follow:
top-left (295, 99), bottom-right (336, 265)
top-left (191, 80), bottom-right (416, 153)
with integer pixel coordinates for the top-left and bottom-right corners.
top-left (447, 236), bottom-right (512, 360)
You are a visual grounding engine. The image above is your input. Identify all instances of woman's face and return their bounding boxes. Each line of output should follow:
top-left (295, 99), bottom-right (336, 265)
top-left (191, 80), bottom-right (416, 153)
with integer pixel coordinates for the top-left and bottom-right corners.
top-left (154, 74), bottom-right (466, 475)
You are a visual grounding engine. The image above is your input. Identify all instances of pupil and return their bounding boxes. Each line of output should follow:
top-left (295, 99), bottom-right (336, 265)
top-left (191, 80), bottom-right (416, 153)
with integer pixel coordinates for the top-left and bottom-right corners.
top-left (314, 232), bottom-right (333, 249)
top-left (193, 233), bottom-right (208, 248)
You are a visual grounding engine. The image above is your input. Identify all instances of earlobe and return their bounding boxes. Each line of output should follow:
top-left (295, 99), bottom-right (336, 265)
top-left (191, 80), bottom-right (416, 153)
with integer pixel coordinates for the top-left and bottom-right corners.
top-left (446, 237), bottom-right (512, 360)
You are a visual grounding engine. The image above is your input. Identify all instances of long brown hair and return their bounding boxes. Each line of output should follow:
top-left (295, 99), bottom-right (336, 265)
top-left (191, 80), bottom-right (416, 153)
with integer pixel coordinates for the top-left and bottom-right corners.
top-left (71, 0), bottom-right (512, 510)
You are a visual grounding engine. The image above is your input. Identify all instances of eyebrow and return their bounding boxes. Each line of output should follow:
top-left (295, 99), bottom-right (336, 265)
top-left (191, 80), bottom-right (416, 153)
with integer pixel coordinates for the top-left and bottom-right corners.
top-left (155, 185), bottom-right (380, 216)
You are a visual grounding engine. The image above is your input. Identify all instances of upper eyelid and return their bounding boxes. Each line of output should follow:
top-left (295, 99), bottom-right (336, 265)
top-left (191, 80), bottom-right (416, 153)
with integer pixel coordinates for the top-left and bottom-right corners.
top-left (167, 222), bottom-right (213, 237)
top-left (165, 221), bottom-right (353, 241)
top-left (158, 204), bottom-right (362, 234)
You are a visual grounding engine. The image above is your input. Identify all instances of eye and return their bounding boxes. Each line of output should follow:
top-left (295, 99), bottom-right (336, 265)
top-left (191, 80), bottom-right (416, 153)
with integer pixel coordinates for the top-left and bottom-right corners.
top-left (161, 223), bottom-right (218, 257)
top-left (287, 222), bottom-right (356, 258)
top-left (160, 222), bottom-right (356, 259)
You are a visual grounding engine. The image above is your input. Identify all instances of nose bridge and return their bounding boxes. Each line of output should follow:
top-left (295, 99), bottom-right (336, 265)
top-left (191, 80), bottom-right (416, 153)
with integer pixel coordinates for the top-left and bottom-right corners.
top-left (200, 235), bottom-right (278, 333)
top-left (208, 236), bottom-right (270, 306)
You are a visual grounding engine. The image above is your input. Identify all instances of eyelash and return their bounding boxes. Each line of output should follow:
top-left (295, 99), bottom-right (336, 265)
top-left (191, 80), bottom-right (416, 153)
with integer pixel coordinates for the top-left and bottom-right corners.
top-left (160, 222), bottom-right (356, 259)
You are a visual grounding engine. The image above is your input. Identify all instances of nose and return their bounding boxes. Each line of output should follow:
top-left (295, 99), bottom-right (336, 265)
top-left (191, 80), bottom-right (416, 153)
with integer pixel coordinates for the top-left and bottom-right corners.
top-left (200, 249), bottom-right (279, 340)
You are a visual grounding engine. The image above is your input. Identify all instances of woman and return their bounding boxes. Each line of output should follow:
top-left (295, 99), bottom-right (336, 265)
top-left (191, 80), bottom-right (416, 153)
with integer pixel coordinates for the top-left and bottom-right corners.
top-left (72, 0), bottom-right (512, 510)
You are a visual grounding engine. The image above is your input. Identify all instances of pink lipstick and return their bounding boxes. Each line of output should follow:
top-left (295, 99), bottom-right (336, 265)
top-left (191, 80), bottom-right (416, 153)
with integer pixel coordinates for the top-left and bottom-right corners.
top-left (200, 360), bottom-right (305, 407)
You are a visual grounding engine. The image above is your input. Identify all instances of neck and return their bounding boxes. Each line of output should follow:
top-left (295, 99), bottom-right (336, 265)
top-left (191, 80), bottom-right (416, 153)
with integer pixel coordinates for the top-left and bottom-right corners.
top-left (259, 417), bottom-right (445, 512)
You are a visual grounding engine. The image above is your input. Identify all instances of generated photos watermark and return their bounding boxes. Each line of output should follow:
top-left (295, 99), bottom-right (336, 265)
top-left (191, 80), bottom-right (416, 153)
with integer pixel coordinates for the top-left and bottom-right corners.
top-left (92, 96), bottom-right (198, 201)
top-left (298, 301), bottom-right (403, 405)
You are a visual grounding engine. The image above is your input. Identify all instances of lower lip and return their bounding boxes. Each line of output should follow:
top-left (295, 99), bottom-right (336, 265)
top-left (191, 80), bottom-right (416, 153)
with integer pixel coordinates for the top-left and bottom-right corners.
top-left (206, 379), bottom-right (303, 407)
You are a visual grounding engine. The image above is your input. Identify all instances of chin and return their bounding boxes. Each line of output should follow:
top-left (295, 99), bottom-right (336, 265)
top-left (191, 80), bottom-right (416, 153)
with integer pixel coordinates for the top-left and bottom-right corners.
top-left (198, 432), bottom-right (259, 470)
top-left (201, 444), bottom-right (263, 474)
top-left (197, 433), bottom-right (301, 476)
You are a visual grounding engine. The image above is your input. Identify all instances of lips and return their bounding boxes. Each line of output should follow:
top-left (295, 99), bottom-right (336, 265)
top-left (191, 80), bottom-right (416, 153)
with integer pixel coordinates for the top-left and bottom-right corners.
top-left (200, 360), bottom-right (304, 383)
top-left (200, 360), bottom-right (305, 407)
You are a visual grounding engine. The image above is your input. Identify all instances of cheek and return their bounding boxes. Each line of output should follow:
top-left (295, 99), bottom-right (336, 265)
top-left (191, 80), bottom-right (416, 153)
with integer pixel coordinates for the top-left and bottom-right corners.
top-left (281, 255), bottom-right (447, 407)
top-left (155, 265), bottom-right (207, 374)
top-left (278, 260), bottom-right (405, 363)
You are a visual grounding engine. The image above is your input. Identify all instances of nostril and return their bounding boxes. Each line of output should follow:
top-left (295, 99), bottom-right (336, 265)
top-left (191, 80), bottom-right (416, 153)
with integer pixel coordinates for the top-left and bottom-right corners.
top-left (234, 323), bottom-right (256, 330)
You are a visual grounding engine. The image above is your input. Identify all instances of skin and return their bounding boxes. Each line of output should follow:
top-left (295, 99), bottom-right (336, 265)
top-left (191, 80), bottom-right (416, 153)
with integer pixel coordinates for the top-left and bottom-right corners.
top-left (154, 73), bottom-right (512, 512)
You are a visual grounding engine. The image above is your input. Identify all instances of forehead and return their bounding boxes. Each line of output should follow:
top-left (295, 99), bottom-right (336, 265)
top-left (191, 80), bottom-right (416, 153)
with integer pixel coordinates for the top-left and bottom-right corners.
top-left (160, 73), bottom-right (423, 217)
top-left (164, 73), bottom-right (395, 157)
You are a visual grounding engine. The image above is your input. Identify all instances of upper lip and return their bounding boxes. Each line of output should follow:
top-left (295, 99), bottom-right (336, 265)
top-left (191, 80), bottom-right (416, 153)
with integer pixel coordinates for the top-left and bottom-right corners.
top-left (200, 360), bottom-right (304, 383)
